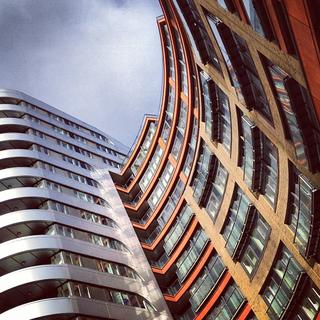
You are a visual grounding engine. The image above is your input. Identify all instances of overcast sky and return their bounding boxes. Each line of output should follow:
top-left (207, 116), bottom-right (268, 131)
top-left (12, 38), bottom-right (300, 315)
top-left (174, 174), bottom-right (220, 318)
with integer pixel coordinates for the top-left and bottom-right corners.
top-left (0, 0), bottom-right (162, 147)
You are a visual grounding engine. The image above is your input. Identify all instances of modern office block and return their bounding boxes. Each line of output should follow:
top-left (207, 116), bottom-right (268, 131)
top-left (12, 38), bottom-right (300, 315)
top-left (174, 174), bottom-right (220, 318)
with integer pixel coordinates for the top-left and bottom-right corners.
top-left (0, 89), bottom-right (172, 320)
top-left (112, 1), bottom-right (320, 319)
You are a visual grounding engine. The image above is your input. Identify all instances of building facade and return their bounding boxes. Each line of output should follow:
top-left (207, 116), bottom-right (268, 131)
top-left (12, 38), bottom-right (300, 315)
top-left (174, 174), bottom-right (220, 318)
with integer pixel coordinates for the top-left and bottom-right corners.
top-left (112, 1), bottom-right (320, 320)
top-left (0, 89), bottom-right (172, 320)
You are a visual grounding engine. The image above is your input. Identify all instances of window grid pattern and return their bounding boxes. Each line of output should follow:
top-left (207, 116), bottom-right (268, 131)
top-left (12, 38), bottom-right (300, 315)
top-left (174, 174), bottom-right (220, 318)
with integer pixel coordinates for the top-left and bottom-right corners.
top-left (176, 228), bottom-right (209, 282)
top-left (205, 161), bottom-right (228, 222)
top-left (206, 15), bottom-right (272, 121)
top-left (206, 282), bottom-right (245, 320)
top-left (262, 246), bottom-right (304, 319)
top-left (189, 252), bottom-right (226, 312)
top-left (287, 166), bottom-right (320, 258)
top-left (222, 187), bottom-right (252, 256)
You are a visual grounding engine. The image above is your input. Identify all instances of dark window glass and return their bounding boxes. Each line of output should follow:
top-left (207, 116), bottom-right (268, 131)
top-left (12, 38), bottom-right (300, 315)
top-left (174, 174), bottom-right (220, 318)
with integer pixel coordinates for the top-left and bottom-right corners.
top-left (262, 245), bottom-right (305, 319)
top-left (206, 282), bottom-right (245, 320)
top-left (223, 184), bottom-right (270, 272)
top-left (205, 161), bottom-right (228, 221)
top-left (240, 115), bottom-right (261, 191)
top-left (206, 14), bottom-right (273, 121)
top-left (306, 0), bottom-right (320, 52)
top-left (189, 252), bottom-right (226, 311)
top-left (272, 0), bottom-right (298, 56)
top-left (164, 205), bottom-right (194, 255)
top-left (287, 164), bottom-right (320, 258)
top-left (172, 0), bottom-right (221, 69)
top-left (177, 308), bottom-right (196, 320)
top-left (217, 0), bottom-right (237, 13)
top-left (241, 0), bottom-right (276, 40)
top-left (291, 281), bottom-right (320, 320)
top-left (176, 228), bottom-right (209, 282)
top-left (173, 28), bottom-right (188, 95)
top-left (218, 87), bottom-right (232, 152)
top-left (161, 85), bottom-right (175, 143)
top-left (199, 71), bottom-right (232, 153)
top-left (263, 57), bottom-right (320, 171)
top-left (240, 212), bottom-right (270, 276)
top-left (183, 117), bottom-right (198, 176)
top-left (260, 133), bottom-right (278, 207)
top-left (237, 111), bottom-right (278, 204)
top-left (222, 186), bottom-right (253, 256)
top-left (192, 143), bottom-right (215, 205)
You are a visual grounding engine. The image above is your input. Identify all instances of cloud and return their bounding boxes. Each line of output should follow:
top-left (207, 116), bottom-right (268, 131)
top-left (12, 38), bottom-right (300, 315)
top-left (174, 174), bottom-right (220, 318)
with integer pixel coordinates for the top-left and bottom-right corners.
top-left (0, 0), bottom-right (163, 146)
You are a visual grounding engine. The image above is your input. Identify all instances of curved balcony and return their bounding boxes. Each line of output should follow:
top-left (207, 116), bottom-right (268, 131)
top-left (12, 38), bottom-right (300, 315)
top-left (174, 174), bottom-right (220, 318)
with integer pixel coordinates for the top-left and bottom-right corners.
top-left (0, 148), bottom-right (96, 180)
top-left (116, 7), bottom-right (197, 213)
top-left (0, 209), bottom-right (119, 245)
top-left (0, 235), bottom-right (133, 274)
top-left (0, 167), bottom-right (102, 197)
top-left (0, 264), bottom-right (143, 301)
top-left (139, 200), bottom-right (190, 252)
top-left (0, 296), bottom-right (154, 320)
top-left (0, 103), bottom-right (126, 156)
top-left (0, 88), bottom-right (172, 319)
top-left (120, 117), bottom-right (157, 183)
top-left (112, 1), bottom-right (206, 318)
top-left (163, 244), bottom-right (214, 314)
top-left (0, 263), bottom-right (155, 317)
top-left (151, 218), bottom-right (198, 272)
top-left (0, 132), bottom-right (96, 166)
top-left (0, 88), bottom-right (127, 141)
top-left (0, 117), bottom-right (122, 164)
top-left (0, 186), bottom-right (111, 215)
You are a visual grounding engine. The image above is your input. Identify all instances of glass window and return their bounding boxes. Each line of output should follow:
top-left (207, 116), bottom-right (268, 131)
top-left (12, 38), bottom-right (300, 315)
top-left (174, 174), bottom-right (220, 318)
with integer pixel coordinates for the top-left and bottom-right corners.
top-left (206, 15), bottom-right (272, 121)
top-left (206, 282), bottom-right (245, 320)
top-left (272, 0), bottom-right (298, 56)
top-left (183, 117), bottom-right (198, 176)
top-left (163, 25), bottom-right (175, 80)
top-left (217, 0), bottom-right (237, 13)
top-left (199, 72), bottom-right (231, 152)
top-left (240, 115), bottom-right (260, 191)
top-left (218, 86), bottom-right (232, 152)
top-left (260, 133), bottom-right (278, 207)
top-left (146, 179), bottom-right (186, 246)
top-left (200, 71), bottom-right (215, 137)
top-left (173, 29), bottom-right (188, 95)
top-left (131, 122), bottom-right (156, 176)
top-left (240, 212), bottom-right (270, 276)
top-left (287, 165), bottom-right (319, 258)
top-left (192, 143), bottom-right (214, 204)
top-left (161, 85), bottom-right (175, 143)
top-left (262, 245), bottom-right (304, 319)
top-left (172, 101), bottom-right (187, 159)
top-left (222, 187), bottom-right (253, 256)
top-left (292, 281), bottom-right (320, 320)
top-left (240, 0), bottom-right (275, 40)
top-left (176, 229), bottom-right (209, 282)
top-left (148, 161), bottom-right (175, 210)
top-left (205, 161), bottom-right (228, 221)
top-left (58, 281), bottom-right (154, 310)
top-left (238, 114), bottom-right (278, 206)
top-left (189, 252), bottom-right (226, 311)
top-left (172, 0), bottom-right (221, 69)
top-left (164, 205), bottom-right (194, 255)
top-left (263, 57), bottom-right (320, 171)
top-left (177, 308), bottom-right (196, 320)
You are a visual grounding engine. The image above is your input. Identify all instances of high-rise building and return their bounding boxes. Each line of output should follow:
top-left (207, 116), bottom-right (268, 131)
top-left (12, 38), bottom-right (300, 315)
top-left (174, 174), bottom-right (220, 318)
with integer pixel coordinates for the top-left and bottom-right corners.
top-left (2, 1), bottom-right (320, 320)
top-left (112, 1), bottom-right (320, 320)
top-left (0, 89), bottom-right (172, 320)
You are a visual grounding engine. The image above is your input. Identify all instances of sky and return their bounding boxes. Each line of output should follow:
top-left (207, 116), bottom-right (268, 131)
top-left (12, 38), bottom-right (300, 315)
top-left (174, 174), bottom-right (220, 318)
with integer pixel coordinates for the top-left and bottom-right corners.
top-left (0, 0), bottom-right (163, 147)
